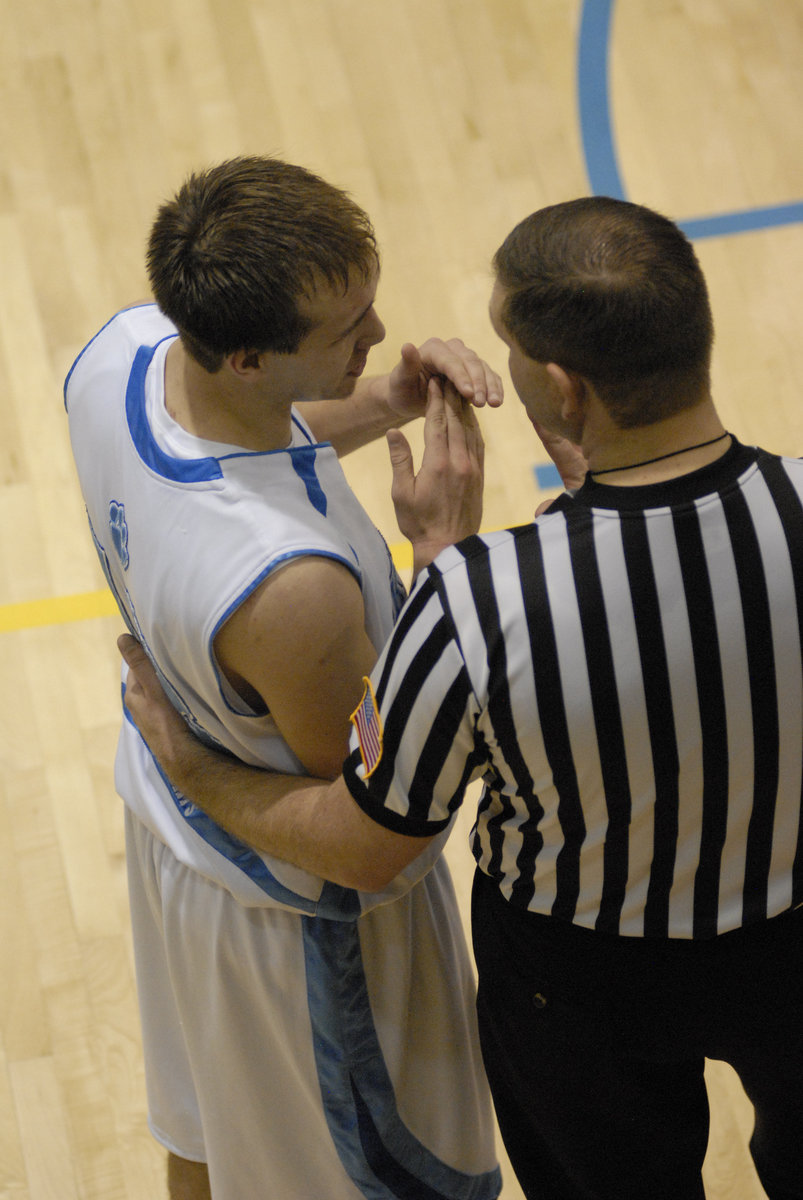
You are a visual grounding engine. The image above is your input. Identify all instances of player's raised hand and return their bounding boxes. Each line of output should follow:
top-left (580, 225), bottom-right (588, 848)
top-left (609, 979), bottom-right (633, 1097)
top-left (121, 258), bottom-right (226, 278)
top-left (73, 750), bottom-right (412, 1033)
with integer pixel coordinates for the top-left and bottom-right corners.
top-left (388, 377), bottom-right (484, 578)
top-left (387, 338), bottom-right (503, 420)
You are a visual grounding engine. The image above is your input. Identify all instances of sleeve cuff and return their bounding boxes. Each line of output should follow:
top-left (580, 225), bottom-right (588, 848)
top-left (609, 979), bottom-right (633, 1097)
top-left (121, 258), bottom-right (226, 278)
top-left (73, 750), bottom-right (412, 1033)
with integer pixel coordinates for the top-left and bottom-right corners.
top-left (342, 753), bottom-right (452, 839)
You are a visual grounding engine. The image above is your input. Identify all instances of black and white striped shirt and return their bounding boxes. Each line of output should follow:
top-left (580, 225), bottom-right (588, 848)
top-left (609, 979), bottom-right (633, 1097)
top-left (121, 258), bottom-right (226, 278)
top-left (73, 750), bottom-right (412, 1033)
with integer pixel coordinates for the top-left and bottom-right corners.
top-left (344, 441), bottom-right (803, 938)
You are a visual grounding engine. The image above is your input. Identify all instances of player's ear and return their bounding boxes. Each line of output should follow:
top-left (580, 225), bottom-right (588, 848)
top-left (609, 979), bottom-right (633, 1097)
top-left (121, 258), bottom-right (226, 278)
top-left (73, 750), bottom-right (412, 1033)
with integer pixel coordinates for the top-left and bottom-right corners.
top-left (228, 349), bottom-right (263, 376)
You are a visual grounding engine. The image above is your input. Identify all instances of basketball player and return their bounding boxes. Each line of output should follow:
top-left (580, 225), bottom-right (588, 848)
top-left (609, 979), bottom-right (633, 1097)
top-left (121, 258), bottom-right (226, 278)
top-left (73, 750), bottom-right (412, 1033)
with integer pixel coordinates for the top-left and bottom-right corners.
top-left (66, 156), bottom-right (503, 1200)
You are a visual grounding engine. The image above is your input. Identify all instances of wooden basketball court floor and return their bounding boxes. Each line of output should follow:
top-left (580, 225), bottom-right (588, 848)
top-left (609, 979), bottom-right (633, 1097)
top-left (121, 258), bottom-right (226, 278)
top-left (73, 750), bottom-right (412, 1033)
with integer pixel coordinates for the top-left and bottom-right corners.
top-left (1, 0), bottom-right (802, 1195)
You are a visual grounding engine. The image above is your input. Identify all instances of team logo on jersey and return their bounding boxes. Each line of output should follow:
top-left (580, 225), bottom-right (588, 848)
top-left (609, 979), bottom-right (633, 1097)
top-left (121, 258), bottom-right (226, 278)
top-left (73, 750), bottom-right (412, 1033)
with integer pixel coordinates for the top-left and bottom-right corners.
top-left (350, 677), bottom-right (383, 777)
top-left (109, 501), bottom-right (130, 570)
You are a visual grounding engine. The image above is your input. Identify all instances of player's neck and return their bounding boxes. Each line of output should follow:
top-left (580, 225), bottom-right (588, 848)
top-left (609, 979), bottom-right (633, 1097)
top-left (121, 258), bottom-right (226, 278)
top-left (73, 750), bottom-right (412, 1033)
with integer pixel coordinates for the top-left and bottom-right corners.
top-left (164, 340), bottom-right (294, 451)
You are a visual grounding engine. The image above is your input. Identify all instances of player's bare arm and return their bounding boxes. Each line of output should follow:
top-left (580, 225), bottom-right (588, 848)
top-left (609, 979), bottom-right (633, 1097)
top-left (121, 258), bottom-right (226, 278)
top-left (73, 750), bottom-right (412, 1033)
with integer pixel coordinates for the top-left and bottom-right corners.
top-left (213, 555), bottom-right (378, 780)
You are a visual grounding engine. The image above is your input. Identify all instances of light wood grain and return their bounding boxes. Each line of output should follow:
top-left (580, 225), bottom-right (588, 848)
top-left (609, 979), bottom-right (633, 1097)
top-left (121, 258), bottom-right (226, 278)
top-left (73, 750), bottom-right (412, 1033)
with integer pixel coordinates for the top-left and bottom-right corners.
top-left (3, 0), bottom-right (801, 1194)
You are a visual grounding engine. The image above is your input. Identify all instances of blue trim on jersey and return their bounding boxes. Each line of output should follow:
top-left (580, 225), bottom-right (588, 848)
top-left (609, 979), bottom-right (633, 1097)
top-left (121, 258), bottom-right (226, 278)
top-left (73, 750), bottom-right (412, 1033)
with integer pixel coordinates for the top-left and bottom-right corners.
top-left (291, 410), bottom-right (317, 443)
top-left (302, 918), bottom-right (502, 1200)
top-left (126, 343), bottom-right (226, 483)
top-left (319, 879), bottom-right (362, 920)
top-left (289, 446), bottom-right (328, 515)
top-left (123, 341), bottom-right (337, 501)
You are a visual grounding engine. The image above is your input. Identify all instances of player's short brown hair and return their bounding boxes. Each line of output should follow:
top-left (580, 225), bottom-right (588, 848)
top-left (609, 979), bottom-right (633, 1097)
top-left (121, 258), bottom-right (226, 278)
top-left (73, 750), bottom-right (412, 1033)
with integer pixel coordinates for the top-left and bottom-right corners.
top-left (147, 156), bottom-right (379, 371)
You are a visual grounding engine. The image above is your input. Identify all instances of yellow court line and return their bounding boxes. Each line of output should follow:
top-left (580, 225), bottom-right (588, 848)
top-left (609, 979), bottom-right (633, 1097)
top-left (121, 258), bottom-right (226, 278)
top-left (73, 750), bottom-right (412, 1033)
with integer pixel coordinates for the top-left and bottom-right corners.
top-left (0, 590), bottom-right (120, 632)
top-left (0, 541), bottom-right (416, 633)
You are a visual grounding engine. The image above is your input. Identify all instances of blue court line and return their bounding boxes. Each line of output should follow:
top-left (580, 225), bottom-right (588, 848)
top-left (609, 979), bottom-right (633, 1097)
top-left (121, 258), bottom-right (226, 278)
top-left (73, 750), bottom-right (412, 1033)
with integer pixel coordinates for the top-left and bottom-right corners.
top-left (534, 463), bottom-right (563, 490)
top-left (678, 203), bottom-right (803, 240)
top-left (577, 0), bottom-right (803, 239)
top-left (578, 0), bottom-right (626, 200)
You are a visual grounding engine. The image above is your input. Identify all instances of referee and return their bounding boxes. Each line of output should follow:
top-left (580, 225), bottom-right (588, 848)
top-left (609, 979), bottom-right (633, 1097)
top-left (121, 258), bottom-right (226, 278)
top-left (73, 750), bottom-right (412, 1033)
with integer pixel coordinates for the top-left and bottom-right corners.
top-left (121, 197), bottom-right (803, 1200)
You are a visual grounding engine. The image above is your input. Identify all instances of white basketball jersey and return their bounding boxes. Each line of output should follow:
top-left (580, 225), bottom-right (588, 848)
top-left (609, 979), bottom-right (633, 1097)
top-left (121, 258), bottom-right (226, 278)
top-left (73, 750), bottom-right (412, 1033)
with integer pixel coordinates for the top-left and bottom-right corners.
top-left (65, 305), bottom-right (445, 912)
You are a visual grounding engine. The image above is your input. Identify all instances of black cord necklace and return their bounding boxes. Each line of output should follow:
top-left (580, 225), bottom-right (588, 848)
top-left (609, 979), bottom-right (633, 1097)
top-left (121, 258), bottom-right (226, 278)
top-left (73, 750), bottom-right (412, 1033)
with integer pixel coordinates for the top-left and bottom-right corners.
top-left (590, 433), bottom-right (730, 477)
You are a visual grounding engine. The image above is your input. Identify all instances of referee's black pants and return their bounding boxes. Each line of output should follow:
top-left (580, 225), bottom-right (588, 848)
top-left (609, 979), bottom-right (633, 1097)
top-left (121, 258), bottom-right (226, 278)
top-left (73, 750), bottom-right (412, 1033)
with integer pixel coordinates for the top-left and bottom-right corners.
top-left (471, 869), bottom-right (803, 1200)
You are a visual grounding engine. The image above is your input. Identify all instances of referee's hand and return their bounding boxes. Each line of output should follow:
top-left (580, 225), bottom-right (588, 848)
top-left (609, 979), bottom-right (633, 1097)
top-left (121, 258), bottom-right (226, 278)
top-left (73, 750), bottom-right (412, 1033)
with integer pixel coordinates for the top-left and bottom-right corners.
top-left (388, 377), bottom-right (484, 578)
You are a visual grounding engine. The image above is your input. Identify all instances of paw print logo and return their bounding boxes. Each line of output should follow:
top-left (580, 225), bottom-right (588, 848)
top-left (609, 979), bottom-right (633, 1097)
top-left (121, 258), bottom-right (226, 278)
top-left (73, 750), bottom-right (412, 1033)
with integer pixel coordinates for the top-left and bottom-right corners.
top-left (109, 501), bottom-right (130, 570)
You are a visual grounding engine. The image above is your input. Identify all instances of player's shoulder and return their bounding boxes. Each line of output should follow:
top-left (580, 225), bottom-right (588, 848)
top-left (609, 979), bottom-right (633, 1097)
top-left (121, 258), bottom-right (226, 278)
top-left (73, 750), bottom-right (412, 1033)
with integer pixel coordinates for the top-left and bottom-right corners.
top-left (235, 554), bottom-right (364, 630)
top-left (106, 302), bottom-right (176, 345)
top-left (66, 302), bottom-right (175, 391)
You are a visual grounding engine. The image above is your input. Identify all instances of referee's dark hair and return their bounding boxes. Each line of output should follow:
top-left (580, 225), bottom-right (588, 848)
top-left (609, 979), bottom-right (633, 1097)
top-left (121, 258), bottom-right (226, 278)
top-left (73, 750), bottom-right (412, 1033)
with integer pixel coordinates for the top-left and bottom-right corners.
top-left (493, 196), bottom-right (715, 428)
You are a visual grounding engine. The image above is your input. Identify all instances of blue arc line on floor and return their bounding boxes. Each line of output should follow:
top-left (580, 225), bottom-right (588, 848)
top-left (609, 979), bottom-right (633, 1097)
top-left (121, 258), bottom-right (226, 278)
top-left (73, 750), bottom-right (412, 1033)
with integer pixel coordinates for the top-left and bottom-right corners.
top-left (576, 0), bottom-right (803, 239)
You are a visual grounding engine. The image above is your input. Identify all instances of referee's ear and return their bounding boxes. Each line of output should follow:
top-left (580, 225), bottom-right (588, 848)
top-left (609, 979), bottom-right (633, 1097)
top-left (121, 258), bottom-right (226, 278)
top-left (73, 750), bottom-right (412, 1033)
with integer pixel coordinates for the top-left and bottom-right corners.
top-left (547, 363), bottom-right (589, 424)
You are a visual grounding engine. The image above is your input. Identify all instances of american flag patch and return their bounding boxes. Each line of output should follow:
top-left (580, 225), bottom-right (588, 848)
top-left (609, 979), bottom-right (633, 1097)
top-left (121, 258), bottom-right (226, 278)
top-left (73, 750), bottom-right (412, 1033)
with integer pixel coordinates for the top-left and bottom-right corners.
top-left (350, 677), bottom-right (383, 777)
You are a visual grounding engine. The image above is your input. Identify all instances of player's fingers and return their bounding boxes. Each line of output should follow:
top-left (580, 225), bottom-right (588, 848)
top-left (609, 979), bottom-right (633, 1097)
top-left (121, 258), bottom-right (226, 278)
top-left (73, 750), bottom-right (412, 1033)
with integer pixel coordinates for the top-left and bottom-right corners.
top-left (455, 349), bottom-right (503, 409)
top-left (414, 338), bottom-right (483, 406)
top-left (441, 339), bottom-right (487, 406)
top-left (398, 341), bottom-right (423, 382)
top-left (481, 364), bottom-right (504, 408)
top-left (117, 633), bottom-right (162, 704)
top-left (118, 632), bottom-right (147, 671)
top-left (117, 635), bottom-right (145, 711)
top-left (439, 339), bottom-right (504, 408)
